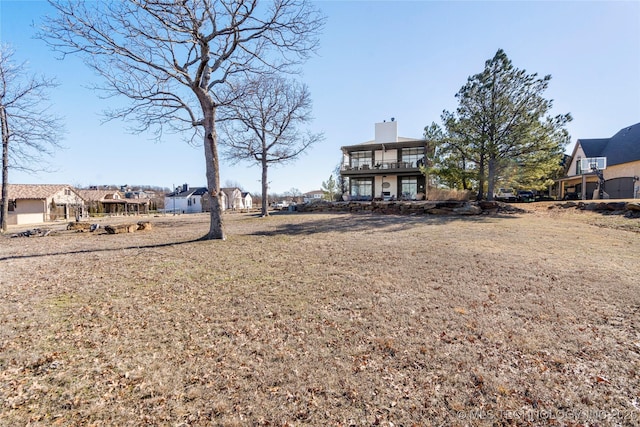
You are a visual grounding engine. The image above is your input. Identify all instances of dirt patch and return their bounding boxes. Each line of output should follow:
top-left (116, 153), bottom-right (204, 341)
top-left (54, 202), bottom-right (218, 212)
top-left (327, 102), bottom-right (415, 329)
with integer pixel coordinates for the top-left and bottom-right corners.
top-left (1, 209), bottom-right (639, 425)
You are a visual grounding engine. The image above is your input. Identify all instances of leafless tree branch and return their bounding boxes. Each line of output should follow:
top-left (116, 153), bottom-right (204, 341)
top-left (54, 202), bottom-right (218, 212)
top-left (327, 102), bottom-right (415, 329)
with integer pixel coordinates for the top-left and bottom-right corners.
top-left (39, 0), bottom-right (324, 239)
top-left (1, 45), bottom-right (65, 231)
top-left (218, 75), bottom-right (323, 216)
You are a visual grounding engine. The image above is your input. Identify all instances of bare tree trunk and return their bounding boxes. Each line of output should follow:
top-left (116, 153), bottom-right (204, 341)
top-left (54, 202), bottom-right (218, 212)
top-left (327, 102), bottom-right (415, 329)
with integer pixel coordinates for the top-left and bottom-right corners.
top-left (476, 155), bottom-right (486, 201)
top-left (461, 158), bottom-right (470, 191)
top-left (1, 105), bottom-right (8, 233)
top-left (203, 109), bottom-right (225, 240)
top-left (261, 158), bottom-right (269, 217)
top-left (486, 156), bottom-right (496, 201)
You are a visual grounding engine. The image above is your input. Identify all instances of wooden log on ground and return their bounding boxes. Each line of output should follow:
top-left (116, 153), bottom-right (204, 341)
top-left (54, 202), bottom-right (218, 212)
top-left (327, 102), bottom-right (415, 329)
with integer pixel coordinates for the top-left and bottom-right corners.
top-left (137, 221), bottom-right (152, 230)
top-left (104, 224), bottom-right (137, 234)
top-left (67, 222), bottom-right (92, 231)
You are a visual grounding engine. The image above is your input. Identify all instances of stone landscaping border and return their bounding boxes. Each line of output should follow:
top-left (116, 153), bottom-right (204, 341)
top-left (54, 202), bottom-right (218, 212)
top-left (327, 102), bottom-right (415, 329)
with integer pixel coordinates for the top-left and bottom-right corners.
top-left (295, 200), bottom-right (524, 216)
top-left (552, 201), bottom-right (640, 218)
top-left (296, 200), bottom-right (640, 218)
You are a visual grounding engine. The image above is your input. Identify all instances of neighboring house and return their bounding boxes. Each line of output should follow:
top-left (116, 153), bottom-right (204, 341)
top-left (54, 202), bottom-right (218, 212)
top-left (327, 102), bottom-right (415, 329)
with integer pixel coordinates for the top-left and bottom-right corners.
top-left (340, 120), bottom-right (428, 201)
top-left (164, 184), bottom-right (208, 214)
top-left (219, 187), bottom-right (252, 211)
top-left (140, 189), bottom-right (164, 211)
top-left (303, 190), bottom-right (325, 202)
top-left (2, 184), bottom-right (84, 225)
top-left (77, 188), bottom-right (150, 215)
top-left (123, 190), bottom-right (153, 213)
top-left (558, 123), bottom-right (640, 200)
top-left (241, 192), bottom-right (253, 210)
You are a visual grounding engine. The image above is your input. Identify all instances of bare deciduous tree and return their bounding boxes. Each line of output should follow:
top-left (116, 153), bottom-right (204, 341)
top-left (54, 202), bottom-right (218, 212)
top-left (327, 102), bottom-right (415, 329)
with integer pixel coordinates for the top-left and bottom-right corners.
top-left (0, 45), bottom-right (64, 233)
top-left (40, 0), bottom-right (324, 239)
top-left (218, 75), bottom-right (323, 216)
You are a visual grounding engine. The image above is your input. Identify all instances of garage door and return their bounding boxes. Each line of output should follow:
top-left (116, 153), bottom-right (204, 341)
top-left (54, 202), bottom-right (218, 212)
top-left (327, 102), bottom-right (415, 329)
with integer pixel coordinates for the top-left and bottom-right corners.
top-left (605, 177), bottom-right (634, 199)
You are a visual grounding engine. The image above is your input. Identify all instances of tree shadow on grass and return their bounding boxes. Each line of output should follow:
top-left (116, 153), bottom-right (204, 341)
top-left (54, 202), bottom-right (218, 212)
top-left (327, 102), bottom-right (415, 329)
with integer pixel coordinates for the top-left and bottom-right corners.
top-left (0, 238), bottom-right (204, 262)
top-left (0, 212), bottom-right (523, 261)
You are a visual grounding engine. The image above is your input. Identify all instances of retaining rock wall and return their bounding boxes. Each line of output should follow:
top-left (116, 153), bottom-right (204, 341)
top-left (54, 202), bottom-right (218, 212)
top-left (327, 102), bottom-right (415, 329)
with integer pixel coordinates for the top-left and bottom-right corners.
top-left (295, 200), bottom-right (523, 216)
top-left (295, 200), bottom-right (640, 217)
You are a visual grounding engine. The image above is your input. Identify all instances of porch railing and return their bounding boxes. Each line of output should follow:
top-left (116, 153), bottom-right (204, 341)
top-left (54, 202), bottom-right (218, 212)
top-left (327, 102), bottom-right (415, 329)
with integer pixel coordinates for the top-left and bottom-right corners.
top-left (342, 161), bottom-right (416, 171)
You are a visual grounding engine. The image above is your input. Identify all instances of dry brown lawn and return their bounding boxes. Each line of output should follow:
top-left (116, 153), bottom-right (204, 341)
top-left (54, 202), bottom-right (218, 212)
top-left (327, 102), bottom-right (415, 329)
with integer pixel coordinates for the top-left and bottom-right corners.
top-left (1, 204), bottom-right (639, 426)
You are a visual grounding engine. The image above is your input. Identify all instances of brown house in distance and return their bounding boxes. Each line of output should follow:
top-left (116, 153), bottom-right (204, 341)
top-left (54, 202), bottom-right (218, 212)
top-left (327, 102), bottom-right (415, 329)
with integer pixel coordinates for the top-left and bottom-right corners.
top-left (2, 184), bottom-right (84, 225)
top-left (76, 188), bottom-right (150, 215)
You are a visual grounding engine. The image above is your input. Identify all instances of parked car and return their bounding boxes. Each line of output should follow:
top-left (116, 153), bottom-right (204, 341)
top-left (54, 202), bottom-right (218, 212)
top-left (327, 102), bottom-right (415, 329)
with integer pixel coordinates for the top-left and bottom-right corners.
top-left (494, 188), bottom-right (516, 202)
top-left (517, 190), bottom-right (535, 202)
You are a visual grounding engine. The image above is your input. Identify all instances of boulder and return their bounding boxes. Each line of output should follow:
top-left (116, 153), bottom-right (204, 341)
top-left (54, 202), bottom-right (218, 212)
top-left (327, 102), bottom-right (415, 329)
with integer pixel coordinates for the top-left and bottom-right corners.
top-left (626, 202), bottom-right (640, 212)
top-left (605, 202), bottom-right (627, 211)
top-left (435, 201), bottom-right (466, 209)
top-left (425, 208), bottom-right (455, 215)
top-left (478, 201), bottom-right (501, 210)
top-left (453, 204), bottom-right (482, 215)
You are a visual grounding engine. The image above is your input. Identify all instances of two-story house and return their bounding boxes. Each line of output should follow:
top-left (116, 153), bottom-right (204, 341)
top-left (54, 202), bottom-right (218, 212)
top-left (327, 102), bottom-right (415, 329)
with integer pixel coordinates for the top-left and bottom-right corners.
top-left (558, 122), bottom-right (640, 200)
top-left (340, 120), bottom-right (428, 201)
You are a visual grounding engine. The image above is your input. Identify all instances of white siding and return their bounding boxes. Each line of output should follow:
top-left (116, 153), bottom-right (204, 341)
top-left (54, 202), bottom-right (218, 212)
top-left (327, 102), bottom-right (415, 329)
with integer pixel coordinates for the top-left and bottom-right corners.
top-left (52, 188), bottom-right (83, 205)
top-left (243, 194), bottom-right (253, 209)
top-left (164, 195), bottom-right (205, 214)
top-left (164, 197), bottom-right (188, 213)
top-left (375, 175), bottom-right (397, 199)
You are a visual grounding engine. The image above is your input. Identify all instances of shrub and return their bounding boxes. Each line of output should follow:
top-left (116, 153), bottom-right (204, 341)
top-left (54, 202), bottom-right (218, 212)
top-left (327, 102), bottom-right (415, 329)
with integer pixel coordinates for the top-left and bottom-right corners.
top-left (426, 188), bottom-right (472, 201)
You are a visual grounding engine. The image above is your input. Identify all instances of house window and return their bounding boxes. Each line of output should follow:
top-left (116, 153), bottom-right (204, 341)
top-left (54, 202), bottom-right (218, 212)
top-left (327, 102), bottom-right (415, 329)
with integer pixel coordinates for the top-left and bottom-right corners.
top-left (350, 178), bottom-right (372, 200)
top-left (576, 156), bottom-right (582, 175)
top-left (350, 151), bottom-right (373, 169)
top-left (400, 177), bottom-right (418, 200)
top-left (401, 147), bottom-right (423, 167)
top-left (64, 189), bottom-right (71, 195)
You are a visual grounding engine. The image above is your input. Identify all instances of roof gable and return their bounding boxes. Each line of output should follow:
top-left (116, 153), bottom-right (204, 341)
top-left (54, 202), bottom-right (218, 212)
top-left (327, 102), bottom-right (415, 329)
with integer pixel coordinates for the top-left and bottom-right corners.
top-left (5, 184), bottom-right (72, 200)
top-left (221, 187), bottom-right (242, 197)
top-left (76, 189), bottom-right (124, 201)
top-left (576, 138), bottom-right (609, 158)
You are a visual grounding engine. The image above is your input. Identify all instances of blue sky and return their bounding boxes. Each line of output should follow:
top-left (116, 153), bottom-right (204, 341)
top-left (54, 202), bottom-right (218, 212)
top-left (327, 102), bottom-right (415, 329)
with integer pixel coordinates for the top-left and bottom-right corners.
top-left (1, 1), bottom-right (639, 194)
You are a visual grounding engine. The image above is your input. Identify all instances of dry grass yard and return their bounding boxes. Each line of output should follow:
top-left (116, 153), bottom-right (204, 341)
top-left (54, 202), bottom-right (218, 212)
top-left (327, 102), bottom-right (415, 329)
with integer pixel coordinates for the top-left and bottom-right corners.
top-left (1, 204), bottom-right (639, 426)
